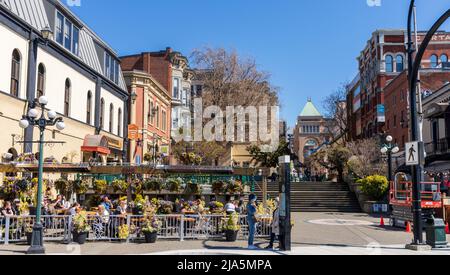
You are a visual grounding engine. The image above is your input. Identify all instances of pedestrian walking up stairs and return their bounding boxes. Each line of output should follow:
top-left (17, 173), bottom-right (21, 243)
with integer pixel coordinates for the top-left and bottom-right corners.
top-left (254, 181), bottom-right (361, 213)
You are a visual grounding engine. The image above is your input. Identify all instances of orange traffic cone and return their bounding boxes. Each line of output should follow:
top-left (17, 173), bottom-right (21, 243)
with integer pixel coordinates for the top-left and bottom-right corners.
top-left (405, 221), bottom-right (412, 233)
top-left (380, 216), bottom-right (385, 227)
top-left (445, 223), bottom-right (450, 234)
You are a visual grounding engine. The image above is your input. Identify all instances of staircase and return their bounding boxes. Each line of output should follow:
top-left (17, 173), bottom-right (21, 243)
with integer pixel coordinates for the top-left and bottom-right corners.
top-left (255, 182), bottom-right (361, 213)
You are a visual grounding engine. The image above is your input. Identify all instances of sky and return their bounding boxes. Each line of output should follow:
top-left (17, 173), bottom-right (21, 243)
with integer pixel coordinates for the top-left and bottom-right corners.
top-left (66, 0), bottom-right (450, 130)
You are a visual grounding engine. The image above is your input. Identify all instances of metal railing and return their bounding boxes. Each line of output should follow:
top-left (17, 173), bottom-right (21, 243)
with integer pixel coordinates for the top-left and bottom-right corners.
top-left (0, 214), bottom-right (271, 244)
top-left (425, 138), bottom-right (450, 156)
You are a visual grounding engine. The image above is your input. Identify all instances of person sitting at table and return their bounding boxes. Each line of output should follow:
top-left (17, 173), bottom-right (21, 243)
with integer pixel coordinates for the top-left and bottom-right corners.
top-left (53, 194), bottom-right (67, 212)
top-left (1, 201), bottom-right (16, 217)
top-left (114, 200), bottom-right (128, 216)
top-left (69, 202), bottom-right (81, 216)
top-left (225, 198), bottom-right (236, 215)
top-left (101, 196), bottom-right (113, 214)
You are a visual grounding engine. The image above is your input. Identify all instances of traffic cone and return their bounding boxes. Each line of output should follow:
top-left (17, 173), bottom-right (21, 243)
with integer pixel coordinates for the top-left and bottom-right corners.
top-left (445, 223), bottom-right (450, 234)
top-left (379, 216), bottom-right (385, 227)
top-left (405, 221), bottom-right (412, 233)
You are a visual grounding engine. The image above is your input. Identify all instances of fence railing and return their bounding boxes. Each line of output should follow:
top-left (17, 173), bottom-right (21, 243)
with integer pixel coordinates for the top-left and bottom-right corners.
top-left (0, 214), bottom-right (272, 244)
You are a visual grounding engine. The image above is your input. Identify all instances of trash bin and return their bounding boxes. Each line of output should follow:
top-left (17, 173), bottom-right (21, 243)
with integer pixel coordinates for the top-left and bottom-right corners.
top-left (426, 218), bottom-right (448, 248)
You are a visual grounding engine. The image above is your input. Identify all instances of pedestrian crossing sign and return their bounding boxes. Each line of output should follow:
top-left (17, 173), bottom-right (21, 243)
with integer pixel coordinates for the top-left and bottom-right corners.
top-left (405, 142), bottom-right (419, 166)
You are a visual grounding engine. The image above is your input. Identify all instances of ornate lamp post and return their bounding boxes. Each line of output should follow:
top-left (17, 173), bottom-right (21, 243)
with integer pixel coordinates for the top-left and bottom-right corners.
top-left (380, 135), bottom-right (400, 182)
top-left (19, 96), bottom-right (65, 254)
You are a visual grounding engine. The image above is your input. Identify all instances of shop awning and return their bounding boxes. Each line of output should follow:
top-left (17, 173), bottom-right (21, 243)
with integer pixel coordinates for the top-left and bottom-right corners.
top-left (81, 135), bottom-right (111, 155)
top-left (424, 103), bottom-right (449, 119)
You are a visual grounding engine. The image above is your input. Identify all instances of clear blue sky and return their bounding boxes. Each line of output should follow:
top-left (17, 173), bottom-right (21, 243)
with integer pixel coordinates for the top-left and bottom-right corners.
top-left (68, 0), bottom-right (449, 130)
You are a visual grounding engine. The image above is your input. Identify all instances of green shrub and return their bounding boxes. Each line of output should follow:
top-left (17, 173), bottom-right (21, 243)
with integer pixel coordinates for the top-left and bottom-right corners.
top-left (357, 175), bottom-right (389, 201)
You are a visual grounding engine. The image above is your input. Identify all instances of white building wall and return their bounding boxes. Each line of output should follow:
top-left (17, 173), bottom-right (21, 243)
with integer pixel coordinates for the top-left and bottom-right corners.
top-left (0, 22), bottom-right (29, 100)
top-left (100, 88), bottom-right (124, 137)
top-left (36, 48), bottom-right (96, 124)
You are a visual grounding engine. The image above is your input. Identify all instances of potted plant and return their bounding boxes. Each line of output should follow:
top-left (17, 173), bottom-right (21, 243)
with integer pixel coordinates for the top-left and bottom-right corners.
top-left (132, 194), bottom-right (146, 215)
top-left (158, 200), bottom-right (174, 215)
top-left (54, 178), bottom-right (70, 195)
top-left (212, 181), bottom-right (225, 194)
top-left (144, 179), bottom-right (164, 193)
top-left (112, 179), bottom-right (129, 193)
top-left (222, 213), bottom-right (241, 242)
top-left (72, 211), bottom-right (91, 245)
top-left (226, 180), bottom-right (244, 194)
top-left (167, 179), bottom-right (181, 193)
top-left (93, 179), bottom-right (108, 194)
top-left (72, 179), bottom-right (89, 195)
top-left (141, 215), bottom-right (162, 243)
top-left (24, 221), bottom-right (33, 245)
top-left (186, 181), bottom-right (200, 194)
top-left (209, 201), bottom-right (224, 214)
top-left (118, 224), bottom-right (130, 242)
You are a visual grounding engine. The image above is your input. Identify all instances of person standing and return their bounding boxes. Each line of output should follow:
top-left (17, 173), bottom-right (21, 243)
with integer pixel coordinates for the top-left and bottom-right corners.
top-left (247, 194), bottom-right (258, 250)
top-left (266, 198), bottom-right (280, 250)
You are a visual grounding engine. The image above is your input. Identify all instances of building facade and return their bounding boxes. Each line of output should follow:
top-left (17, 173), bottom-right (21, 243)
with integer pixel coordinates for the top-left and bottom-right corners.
top-left (0, 0), bottom-right (128, 166)
top-left (423, 83), bottom-right (450, 174)
top-left (357, 29), bottom-right (450, 140)
top-left (293, 99), bottom-right (332, 166)
top-left (122, 70), bottom-right (171, 165)
top-left (346, 75), bottom-right (362, 141)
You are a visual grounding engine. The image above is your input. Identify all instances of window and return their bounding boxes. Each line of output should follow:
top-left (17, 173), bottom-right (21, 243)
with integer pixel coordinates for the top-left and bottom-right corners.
top-left (72, 27), bottom-right (79, 56)
top-left (396, 55), bottom-right (404, 72)
top-left (37, 64), bottom-right (46, 98)
top-left (86, 91), bottom-right (92, 124)
top-left (100, 98), bottom-right (105, 130)
top-left (56, 12), bottom-right (64, 44)
top-left (385, 55), bottom-right (394, 72)
top-left (64, 79), bottom-right (71, 116)
top-left (147, 100), bottom-right (152, 123)
top-left (118, 108), bottom-right (122, 136)
top-left (162, 110), bottom-right (167, 132)
top-left (55, 11), bottom-right (80, 56)
top-left (431, 55), bottom-right (438, 68)
top-left (104, 53), bottom-right (119, 84)
top-left (173, 78), bottom-right (180, 99)
top-left (64, 19), bottom-right (72, 51)
top-left (156, 106), bottom-right (160, 128)
top-left (109, 104), bottom-right (114, 133)
top-left (10, 50), bottom-right (21, 97)
top-left (441, 54), bottom-right (448, 65)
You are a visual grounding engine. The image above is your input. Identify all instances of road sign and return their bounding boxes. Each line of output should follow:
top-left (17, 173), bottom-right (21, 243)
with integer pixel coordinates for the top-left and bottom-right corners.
top-left (405, 142), bottom-right (419, 166)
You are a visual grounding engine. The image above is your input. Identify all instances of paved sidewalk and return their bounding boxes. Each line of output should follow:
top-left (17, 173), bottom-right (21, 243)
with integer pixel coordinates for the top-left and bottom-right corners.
top-left (1, 212), bottom-right (448, 255)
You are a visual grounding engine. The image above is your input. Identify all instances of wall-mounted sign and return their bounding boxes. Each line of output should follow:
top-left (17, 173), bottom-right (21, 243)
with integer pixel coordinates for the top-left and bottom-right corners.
top-left (377, 105), bottom-right (385, 123)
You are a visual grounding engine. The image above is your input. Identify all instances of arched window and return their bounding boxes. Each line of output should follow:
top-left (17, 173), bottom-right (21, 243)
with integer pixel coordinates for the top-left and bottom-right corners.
top-left (118, 108), bottom-right (122, 136)
top-left (10, 49), bottom-right (21, 97)
top-left (385, 55), bottom-right (394, 72)
top-left (109, 103), bottom-right (114, 133)
top-left (441, 54), bottom-right (448, 65)
top-left (64, 78), bottom-right (71, 116)
top-left (37, 63), bottom-right (46, 98)
top-left (430, 54), bottom-right (439, 68)
top-left (100, 98), bottom-right (105, 130)
top-left (396, 55), bottom-right (404, 72)
top-left (86, 91), bottom-right (92, 124)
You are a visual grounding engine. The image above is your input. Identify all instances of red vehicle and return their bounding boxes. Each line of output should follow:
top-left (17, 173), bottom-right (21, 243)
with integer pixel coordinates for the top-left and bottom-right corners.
top-left (389, 174), bottom-right (442, 228)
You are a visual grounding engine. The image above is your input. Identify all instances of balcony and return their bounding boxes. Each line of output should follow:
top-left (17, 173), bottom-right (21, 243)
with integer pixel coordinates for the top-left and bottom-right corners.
top-left (425, 137), bottom-right (450, 160)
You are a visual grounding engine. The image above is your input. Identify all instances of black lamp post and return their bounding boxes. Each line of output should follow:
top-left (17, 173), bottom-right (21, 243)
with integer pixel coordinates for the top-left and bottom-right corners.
top-left (380, 135), bottom-right (400, 182)
top-left (20, 96), bottom-right (65, 254)
top-left (407, 0), bottom-right (450, 247)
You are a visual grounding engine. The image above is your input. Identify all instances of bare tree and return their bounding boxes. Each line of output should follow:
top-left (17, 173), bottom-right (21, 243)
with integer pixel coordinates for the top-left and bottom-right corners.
top-left (347, 138), bottom-right (387, 179)
top-left (191, 47), bottom-right (279, 109)
top-left (323, 83), bottom-right (349, 143)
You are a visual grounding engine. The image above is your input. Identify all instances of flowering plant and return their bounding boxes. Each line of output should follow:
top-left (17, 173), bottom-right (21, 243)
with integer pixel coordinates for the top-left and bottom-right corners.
top-left (72, 179), bottom-right (89, 194)
top-left (72, 211), bottom-right (91, 234)
top-left (118, 224), bottom-right (130, 240)
top-left (222, 212), bottom-right (241, 232)
top-left (141, 215), bottom-right (162, 234)
top-left (93, 179), bottom-right (108, 194)
top-left (112, 179), bottom-right (129, 193)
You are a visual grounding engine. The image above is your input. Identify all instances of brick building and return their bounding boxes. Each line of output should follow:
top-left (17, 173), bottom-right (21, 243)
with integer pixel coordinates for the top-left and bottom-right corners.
top-left (384, 70), bottom-right (450, 151)
top-left (357, 29), bottom-right (450, 140)
top-left (346, 74), bottom-right (362, 141)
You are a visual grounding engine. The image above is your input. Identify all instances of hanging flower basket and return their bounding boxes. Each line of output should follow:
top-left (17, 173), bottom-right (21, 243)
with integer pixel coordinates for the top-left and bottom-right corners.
top-left (111, 179), bottom-right (129, 193)
top-left (93, 180), bottom-right (108, 194)
top-left (72, 179), bottom-right (89, 195)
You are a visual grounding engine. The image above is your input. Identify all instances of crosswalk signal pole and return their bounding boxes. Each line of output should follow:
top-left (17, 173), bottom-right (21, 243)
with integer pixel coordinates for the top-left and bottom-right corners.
top-left (279, 155), bottom-right (291, 251)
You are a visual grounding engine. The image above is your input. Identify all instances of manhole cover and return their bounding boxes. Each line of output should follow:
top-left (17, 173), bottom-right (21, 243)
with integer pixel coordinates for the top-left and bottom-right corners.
top-left (306, 219), bottom-right (374, 226)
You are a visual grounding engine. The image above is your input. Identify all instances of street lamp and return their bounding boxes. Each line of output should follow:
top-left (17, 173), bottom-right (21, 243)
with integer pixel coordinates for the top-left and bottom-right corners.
top-left (380, 135), bottom-right (400, 182)
top-left (19, 96), bottom-right (65, 254)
